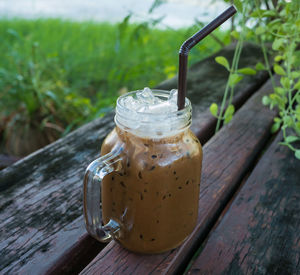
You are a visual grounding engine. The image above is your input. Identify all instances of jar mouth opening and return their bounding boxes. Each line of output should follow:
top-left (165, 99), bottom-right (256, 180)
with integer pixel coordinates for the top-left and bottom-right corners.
top-left (115, 89), bottom-right (192, 138)
top-left (116, 90), bottom-right (191, 117)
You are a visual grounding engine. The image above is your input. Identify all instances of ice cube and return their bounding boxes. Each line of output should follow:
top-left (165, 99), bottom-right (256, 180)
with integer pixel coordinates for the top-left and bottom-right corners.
top-left (122, 96), bottom-right (140, 111)
top-left (136, 104), bottom-right (149, 113)
top-left (136, 87), bottom-right (156, 104)
top-left (147, 101), bottom-right (177, 114)
top-left (168, 89), bottom-right (178, 105)
top-left (119, 96), bottom-right (141, 129)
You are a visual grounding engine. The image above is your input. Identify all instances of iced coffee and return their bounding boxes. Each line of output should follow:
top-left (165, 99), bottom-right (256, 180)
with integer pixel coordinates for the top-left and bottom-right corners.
top-left (84, 4), bottom-right (236, 253)
top-left (100, 88), bottom-right (202, 253)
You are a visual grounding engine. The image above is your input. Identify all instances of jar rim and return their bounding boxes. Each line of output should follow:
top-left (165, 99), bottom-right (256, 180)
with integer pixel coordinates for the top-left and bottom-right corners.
top-left (115, 89), bottom-right (192, 138)
top-left (116, 89), bottom-right (191, 117)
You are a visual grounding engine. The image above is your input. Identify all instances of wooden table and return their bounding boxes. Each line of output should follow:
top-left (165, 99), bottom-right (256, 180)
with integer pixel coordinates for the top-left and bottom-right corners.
top-left (1, 43), bottom-right (299, 274)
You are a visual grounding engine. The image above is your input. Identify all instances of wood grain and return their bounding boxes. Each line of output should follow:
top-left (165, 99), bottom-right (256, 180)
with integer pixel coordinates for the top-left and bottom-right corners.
top-left (0, 43), bottom-right (268, 274)
top-left (187, 132), bottom-right (300, 275)
top-left (79, 77), bottom-right (279, 275)
top-left (0, 115), bottom-right (115, 275)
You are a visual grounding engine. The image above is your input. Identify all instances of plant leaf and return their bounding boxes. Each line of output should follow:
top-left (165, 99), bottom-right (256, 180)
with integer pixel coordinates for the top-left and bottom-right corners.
top-left (215, 56), bottom-right (230, 71)
top-left (280, 77), bottom-right (290, 89)
top-left (230, 30), bottom-right (239, 39)
top-left (210, 103), bottom-right (218, 117)
top-left (262, 10), bottom-right (277, 17)
top-left (7, 28), bottom-right (21, 40)
top-left (229, 74), bottom-right (243, 86)
top-left (118, 14), bottom-right (132, 40)
top-left (225, 104), bottom-right (235, 116)
top-left (285, 136), bottom-right (299, 143)
top-left (45, 90), bottom-right (59, 104)
top-left (148, 0), bottom-right (166, 13)
top-left (224, 114), bottom-right (233, 124)
top-left (233, 0), bottom-right (243, 12)
top-left (272, 39), bottom-right (284, 50)
top-left (294, 80), bottom-right (300, 90)
top-left (283, 116), bottom-right (293, 127)
top-left (255, 26), bottom-right (265, 35)
top-left (271, 122), bottom-right (280, 133)
top-left (274, 64), bottom-right (286, 76)
top-left (274, 55), bottom-right (283, 62)
top-left (275, 87), bottom-right (286, 95)
top-left (291, 71), bottom-right (300, 79)
top-left (295, 150), bottom-right (300, 160)
top-left (237, 68), bottom-right (256, 75)
top-left (262, 95), bottom-right (270, 105)
top-left (255, 62), bottom-right (265, 71)
top-left (224, 105), bottom-right (235, 124)
top-left (250, 10), bottom-right (262, 18)
top-left (268, 18), bottom-right (281, 28)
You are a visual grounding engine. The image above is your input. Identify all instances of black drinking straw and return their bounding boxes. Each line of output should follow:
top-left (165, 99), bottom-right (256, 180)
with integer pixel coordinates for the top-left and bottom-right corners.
top-left (177, 5), bottom-right (237, 110)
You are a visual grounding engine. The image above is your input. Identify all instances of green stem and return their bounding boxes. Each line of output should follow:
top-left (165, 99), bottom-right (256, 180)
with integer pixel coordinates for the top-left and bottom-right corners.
top-left (229, 40), bottom-right (241, 102)
top-left (229, 39), bottom-right (244, 103)
top-left (215, 1), bottom-right (248, 132)
top-left (284, 6), bottom-right (299, 127)
top-left (215, 78), bottom-right (231, 132)
top-left (286, 42), bottom-right (293, 120)
top-left (254, 0), bottom-right (275, 89)
top-left (291, 90), bottom-right (300, 105)
top-left (260, 38), bottom-right (275, 89)
top-left (216, 39), bottom-right (243, 132)
top-left (282, 127), bottom-right (297, 152)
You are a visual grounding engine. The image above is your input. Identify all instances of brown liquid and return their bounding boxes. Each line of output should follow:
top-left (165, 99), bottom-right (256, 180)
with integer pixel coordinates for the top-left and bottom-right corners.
top-left (101, 126), bottom-right (202, 254)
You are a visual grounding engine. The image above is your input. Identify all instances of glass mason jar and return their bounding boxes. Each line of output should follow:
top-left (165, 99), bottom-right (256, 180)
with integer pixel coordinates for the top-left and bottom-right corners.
top-left (83, 90), bottom-right (202, 254)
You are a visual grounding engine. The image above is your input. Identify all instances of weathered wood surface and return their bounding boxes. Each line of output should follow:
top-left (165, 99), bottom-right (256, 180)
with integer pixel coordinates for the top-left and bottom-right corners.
top-left (187, 133), bottom-right (300, 275)
top-left (0, 43), bottom-right (267, 275)
top-left (0, 154), bottom-right (20, 170)
top-left (79, 77), bottom-right (278, 274)
top-left (0, 115), bottom-right (115, 275)
top-left (43, 219), bottom-right (106, 275)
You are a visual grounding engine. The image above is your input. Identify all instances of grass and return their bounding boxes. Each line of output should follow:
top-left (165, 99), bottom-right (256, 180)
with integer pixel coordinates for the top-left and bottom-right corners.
top-left (0, 18), bottom-right (230, 154)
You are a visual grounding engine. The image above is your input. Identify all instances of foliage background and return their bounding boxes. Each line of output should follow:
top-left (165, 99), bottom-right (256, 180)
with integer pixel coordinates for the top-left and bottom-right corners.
top-left (5, 0), bottom-right (299, 159)
top-left (0, 15), bottom-right (230, 156)
top-left (211, 0), bottom-right (300, 159)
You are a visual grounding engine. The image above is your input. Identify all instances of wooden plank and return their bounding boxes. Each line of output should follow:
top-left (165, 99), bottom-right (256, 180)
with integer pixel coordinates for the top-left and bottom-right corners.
top-left (187, 132), bottom-right (300, 275)
top-left (0, 43), bottom-right (268, 274)
top-left (79, 77), bottom-right (279, 275)
top-left (43, 218), bottom-right (106, 275)
top-left (0, 115), bottom-right (115, 275)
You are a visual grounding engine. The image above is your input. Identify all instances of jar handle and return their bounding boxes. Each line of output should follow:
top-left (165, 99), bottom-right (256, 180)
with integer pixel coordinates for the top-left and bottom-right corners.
top-left (83, 148), bottom-right (123, 242)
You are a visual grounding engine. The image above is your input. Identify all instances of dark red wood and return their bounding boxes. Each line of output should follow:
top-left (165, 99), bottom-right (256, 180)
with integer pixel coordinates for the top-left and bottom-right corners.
top-left (80, 77), bottom-right (279, 274)
top-left (44, 219), bottom-right (106, 275)
top-left (187, 132), bottom-right (300, 274)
